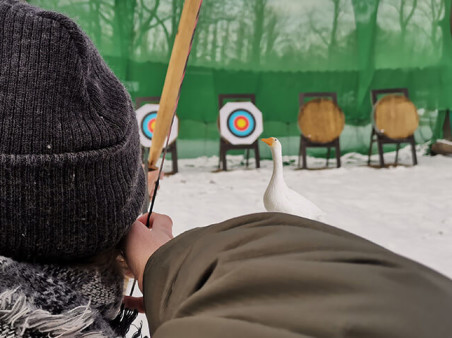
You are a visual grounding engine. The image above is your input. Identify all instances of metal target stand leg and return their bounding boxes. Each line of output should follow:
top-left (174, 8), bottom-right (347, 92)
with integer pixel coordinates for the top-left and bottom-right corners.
top-left (254, 140), bottom-right (260, 168)
top-left (335, 138), bottom-right (341, 168)
top-left (377, 135), bottom-right (385, 167)
top-left (167, 142), bottom-right (178, 174)
top-left (410, 136), bottom-right (418, 165)
top-left (368, 129), bottom-right (376, 166)
top-left (326, 147), bottom-right (331, 167)
top-left (395, 143), bottom-right (400, 165)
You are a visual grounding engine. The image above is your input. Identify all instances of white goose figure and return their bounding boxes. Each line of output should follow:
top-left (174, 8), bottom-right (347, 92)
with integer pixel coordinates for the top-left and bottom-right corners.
top-left (262, 137), bottom-right (326, 222)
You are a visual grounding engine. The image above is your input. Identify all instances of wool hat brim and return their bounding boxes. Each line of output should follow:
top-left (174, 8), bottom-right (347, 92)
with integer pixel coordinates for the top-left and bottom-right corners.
top-left (0, 120), bottom-right (145, 261)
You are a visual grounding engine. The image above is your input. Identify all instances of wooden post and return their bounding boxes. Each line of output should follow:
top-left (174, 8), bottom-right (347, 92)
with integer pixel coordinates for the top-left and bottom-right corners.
top-left (148, 0), bottom-right (202, 168)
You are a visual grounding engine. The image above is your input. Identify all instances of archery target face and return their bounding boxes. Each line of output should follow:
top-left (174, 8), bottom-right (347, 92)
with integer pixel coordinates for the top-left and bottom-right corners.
top-left (219, 101), bottom-right (263, 145)
top-left (135, 103), bottom-right (179, 148)
top-left (228, 110), bottom-right (256, 137)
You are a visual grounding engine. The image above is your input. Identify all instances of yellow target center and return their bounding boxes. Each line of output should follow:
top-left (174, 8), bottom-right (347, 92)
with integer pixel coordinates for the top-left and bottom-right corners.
top-left (236, 118), bottom-right (247, 129)
top-left (151, 120), bottom-right (156, 131)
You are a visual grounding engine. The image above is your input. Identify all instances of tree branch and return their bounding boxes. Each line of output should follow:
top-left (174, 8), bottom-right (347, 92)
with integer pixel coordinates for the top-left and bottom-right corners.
top-left (404, 0), bottom-right (418, 26)
top-left (135, 0), bottom-right (161, 49)
top-left (310, 23), bottom-right (329, 46)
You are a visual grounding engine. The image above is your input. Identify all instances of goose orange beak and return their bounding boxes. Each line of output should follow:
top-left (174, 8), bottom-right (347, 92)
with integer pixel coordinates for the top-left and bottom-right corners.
top-left (261, 138), bottom-right (274, 146)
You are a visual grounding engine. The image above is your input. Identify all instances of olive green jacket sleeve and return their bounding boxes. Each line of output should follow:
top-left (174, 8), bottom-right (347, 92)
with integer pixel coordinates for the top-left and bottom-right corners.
top-left (142, 212), bottom-right (452, 338)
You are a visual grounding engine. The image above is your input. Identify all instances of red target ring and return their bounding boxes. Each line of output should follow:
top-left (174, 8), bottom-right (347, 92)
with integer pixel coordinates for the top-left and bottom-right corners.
top-left (234, 117), bottom-right (249, 131)
top-left (148, 119), bottom-right (156, 133)
top-left (142, 112), bottom-right (158, 140)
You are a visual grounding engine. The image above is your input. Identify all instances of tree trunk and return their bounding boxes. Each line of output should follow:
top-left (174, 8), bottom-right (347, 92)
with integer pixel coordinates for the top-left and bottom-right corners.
top-left (237, 20), bottom-right (246, 62)
top-left (114, 0), bottom-right (137, 81)
top-left (351, 0), bottom-right (380, 119)
top-left (328, 0), bottom-right (340, 60)
top-left (250, 0), bottom-right (265, 65)
top-left (168, 0), bottom-right (183, 58)
top-left (265, 14), bottom-right (278, 64)
top-left (221, 21), bottom-right (230, 63)
top-left (210, 21), bottom-right (218, 62)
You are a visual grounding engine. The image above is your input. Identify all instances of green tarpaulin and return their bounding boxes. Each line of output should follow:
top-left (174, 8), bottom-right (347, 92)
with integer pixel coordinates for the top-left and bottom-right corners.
top-left (29, 0), bottom-right (452, 158)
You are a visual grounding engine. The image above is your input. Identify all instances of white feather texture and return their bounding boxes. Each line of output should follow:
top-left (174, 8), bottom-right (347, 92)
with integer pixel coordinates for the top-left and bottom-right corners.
top-left (263, 138), bottom-right (326, 222)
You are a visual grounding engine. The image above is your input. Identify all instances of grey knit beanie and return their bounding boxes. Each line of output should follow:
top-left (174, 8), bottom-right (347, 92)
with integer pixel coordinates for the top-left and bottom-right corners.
top-left (0, 0), bottom-right (145, 261)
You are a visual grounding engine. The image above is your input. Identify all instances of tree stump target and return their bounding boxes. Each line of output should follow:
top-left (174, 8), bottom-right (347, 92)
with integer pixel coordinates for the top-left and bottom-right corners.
top-left (373, 94), bottom-right (419, 140)
top-left (298, 98), bottom-right (345, 144)
top-left (368, 88), bottom-right (418, 167)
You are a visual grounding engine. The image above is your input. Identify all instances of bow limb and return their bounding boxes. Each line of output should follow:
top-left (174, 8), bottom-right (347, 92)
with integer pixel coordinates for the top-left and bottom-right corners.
top-left (147, 0), bottom-right (203, 169)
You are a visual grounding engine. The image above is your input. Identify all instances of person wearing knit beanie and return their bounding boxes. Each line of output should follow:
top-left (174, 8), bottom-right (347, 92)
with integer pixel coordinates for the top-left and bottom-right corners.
top-left (0, 0), bottom-right (146, 336)
top-left (0, 0), bottom-right (145, 261)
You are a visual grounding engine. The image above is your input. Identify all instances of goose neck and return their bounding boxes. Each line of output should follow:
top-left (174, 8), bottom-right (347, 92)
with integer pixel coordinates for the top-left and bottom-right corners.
top-left (271, 147), bottom-right (286, 184)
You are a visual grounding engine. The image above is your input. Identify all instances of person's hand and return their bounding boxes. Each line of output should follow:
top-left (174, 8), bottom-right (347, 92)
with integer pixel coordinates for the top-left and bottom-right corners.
top-left (122, 212), bottom-right (173, 312)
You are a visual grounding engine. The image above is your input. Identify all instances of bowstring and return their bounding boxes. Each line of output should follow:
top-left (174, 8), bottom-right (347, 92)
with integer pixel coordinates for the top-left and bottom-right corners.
top-left (128, 118), bottom-right (173, 296)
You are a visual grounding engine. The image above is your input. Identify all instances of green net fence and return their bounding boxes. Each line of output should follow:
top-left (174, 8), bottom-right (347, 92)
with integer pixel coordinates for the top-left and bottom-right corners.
top-left (29, 0), bottom-right (452, 158)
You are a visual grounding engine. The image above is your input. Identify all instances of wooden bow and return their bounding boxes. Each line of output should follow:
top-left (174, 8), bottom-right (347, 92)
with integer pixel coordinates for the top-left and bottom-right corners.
top-left (129, 0), bottom-right (203, 298)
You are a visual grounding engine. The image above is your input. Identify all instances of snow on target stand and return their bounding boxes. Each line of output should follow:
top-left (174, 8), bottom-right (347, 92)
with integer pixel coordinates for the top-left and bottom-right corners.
top-left (135, 103), bottom-right (179, 173)
top-left (218, 96), bottom-right (263, 171)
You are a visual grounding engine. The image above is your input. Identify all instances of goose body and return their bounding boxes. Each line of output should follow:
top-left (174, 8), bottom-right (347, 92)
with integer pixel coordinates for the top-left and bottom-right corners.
top-left (262, 137), bottom-right (326, 222)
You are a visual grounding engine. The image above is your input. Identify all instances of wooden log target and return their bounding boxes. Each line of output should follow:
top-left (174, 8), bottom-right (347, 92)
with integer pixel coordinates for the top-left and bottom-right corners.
top-left (135, 103), bottom-right (179, 148)
top-left (219, 101), bottom-right (263, 145)
top-left (298, 98), bottom-right (345, 143)
top-left (373, 94), bottom-right (419, 139)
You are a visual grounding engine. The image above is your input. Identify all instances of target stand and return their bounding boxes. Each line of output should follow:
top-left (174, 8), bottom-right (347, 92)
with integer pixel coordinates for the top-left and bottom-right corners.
top-left (218, 94), bottom-right (263, 171)
top-left (135, 97), bottom-right (179, 174)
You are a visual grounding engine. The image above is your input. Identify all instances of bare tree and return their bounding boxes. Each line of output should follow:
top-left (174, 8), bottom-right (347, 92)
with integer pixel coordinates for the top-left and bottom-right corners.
top-left (329, 0), bottom-right (341, 59)
top-left (134, 0), bottom-right (164, 53)
top-left (210, 19), bottom-right (219, 62)
top-left (168, 0), bottom-right (184, 58)
top-left (306, 0), bottom-right (344, 61)
top-left (250, 0), bottom-right (266, 65)
top-left (90, 1), bottom-right (102, 45)
top-left (417, 0), bottom-right (446, 52)
top-left (115, 0), bottom-right (137, 58)
top-left (430, 0), bottom-right (445, 49)
top-left (264, 11), bottom-right (278, 62)
top-left (399, 0), bottom-right (418, 39)
top-left (220, 20), bottom-right (231, 63)
top-left (308, 9), bottom-right (329, 48)
top-left (188, 0), bottom-right (236, 64)
top-left (236, 19), bottom-right (248, 63)
top-left (351, 0), bottom-right (380, 114)
top-left (383, 0), bottom-right (418, 40)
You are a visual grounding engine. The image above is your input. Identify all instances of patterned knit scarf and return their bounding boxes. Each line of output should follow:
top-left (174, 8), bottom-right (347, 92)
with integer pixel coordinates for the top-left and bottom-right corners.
top-left (0, 255), bottom-right (127, 337)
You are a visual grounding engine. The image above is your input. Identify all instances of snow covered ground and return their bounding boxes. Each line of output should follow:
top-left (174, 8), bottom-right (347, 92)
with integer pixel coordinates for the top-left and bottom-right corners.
top-left (127, 145), bottom-right (452, 337)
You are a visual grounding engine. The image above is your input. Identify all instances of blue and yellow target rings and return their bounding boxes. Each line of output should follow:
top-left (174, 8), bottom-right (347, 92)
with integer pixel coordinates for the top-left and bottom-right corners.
top-left (142, 112), bottom-right (157, 140)
top-left (227, 110), bottom-right (256, 138)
